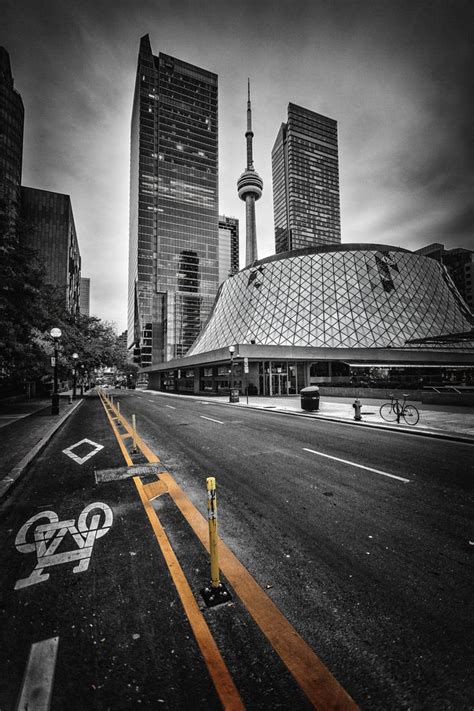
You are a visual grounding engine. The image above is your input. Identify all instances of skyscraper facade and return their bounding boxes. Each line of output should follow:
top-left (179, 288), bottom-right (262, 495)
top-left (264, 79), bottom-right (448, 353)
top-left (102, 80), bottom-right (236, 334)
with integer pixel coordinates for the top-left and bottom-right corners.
top-left (21, 186), bottom-right (81, 313)
top-left (272, 103), bottom-right (341, 254)
top-left (416, 243), bottom-right (474, 312)
top-left (218, 215), bottom-right (239, 285)
top-left (80, 277), bottom-right (90, 316)
top-left (0, 47), bottom-right (24, 222)
top-left (128, 35), bottom-right (219, 366)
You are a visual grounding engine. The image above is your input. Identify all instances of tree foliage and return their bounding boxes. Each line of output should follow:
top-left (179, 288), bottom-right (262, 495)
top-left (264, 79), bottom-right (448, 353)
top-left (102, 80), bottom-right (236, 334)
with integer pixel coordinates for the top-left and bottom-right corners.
top-left (0, 198), bottom-right (130, 393)
top-left (0, 198), bottom-right (46, 387)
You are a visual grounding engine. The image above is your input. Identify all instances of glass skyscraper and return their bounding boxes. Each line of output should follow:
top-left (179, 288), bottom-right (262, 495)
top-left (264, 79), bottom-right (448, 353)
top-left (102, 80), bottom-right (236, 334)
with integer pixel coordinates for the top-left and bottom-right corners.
top-left (272, 103), bottom-right (341, 254)
top-left (128, 35), bottom-right (219, 366)
top-left (218, 215), bottom-right (239, 285)
top-left (21, 186), bottom-right (81, 313)
top-left (0, 47), bottom-right (24, 223)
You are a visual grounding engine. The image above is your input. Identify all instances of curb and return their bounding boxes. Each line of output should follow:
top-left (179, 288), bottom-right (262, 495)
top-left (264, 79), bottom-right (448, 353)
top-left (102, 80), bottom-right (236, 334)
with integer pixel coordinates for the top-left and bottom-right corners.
top-left (0, 398), bottom-right (84, 500)
top-left (138, 390), bottom-right (474, 445)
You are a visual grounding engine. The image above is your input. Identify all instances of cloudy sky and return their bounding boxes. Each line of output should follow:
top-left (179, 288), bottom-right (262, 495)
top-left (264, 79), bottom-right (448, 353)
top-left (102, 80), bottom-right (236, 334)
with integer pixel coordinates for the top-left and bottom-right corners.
top-left (2, 0), bottom-right (473, 332)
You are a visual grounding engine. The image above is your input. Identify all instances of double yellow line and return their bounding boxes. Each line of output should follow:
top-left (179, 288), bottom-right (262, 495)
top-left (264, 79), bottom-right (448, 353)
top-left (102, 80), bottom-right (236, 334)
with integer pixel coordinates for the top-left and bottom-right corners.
top-left (99, 390), bottom-right (357, 710)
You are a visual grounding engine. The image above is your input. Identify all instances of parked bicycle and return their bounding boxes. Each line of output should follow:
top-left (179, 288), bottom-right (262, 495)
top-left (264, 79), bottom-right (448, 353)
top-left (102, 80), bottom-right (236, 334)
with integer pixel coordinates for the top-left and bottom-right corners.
top-left (379, 393), bottom-right (419, 425)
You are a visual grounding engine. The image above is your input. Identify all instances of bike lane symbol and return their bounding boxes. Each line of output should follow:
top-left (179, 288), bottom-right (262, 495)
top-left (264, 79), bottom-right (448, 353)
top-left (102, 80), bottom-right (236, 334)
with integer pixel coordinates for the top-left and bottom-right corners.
top-left (14, 502), bottom-right (113, 590)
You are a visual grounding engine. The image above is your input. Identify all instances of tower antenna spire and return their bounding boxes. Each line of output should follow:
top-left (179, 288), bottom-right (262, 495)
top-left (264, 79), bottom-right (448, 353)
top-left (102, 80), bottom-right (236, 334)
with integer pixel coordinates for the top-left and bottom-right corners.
top-left (237, 79), bottom-right (263, 265)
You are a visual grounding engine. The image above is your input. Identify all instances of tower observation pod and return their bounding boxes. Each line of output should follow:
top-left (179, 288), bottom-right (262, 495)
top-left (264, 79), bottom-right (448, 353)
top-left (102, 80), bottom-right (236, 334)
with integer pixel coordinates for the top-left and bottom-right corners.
top-left (237, 80), bottom-right (263, 266)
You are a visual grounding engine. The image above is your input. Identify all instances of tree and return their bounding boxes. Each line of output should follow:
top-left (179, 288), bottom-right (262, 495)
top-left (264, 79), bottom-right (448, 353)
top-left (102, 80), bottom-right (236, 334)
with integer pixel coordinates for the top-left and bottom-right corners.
top-left (0, 197), bottom-right (47, 392)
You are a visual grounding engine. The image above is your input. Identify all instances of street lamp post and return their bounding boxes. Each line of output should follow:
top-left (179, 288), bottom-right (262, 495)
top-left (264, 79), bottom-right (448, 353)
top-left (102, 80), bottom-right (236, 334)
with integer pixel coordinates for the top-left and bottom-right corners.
top-left (228, 345), bottom-right (236, 403)
top-left (79, 364), bottom-right (85, 396)
top-left (72, 352), bottom-right (78, 400)
top-left (50, 327), bottom-right (62, 415)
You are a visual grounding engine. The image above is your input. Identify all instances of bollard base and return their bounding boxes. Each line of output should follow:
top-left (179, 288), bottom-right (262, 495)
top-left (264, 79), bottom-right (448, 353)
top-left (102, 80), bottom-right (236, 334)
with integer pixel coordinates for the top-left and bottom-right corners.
top-left (200, 582), bottom-right (232, 608)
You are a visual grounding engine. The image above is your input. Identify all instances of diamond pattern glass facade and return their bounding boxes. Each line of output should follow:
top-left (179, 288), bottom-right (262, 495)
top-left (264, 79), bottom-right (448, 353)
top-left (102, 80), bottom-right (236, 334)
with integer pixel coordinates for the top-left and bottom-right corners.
top-left (187, 245), bottom-right (472, 355)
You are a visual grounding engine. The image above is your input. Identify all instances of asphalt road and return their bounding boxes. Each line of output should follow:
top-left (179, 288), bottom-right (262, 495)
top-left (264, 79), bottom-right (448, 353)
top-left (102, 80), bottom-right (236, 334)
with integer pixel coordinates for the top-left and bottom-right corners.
top-left (113, 389), bottom-right (473, 710)
top-left (1, 390), bottom-right (472, 710)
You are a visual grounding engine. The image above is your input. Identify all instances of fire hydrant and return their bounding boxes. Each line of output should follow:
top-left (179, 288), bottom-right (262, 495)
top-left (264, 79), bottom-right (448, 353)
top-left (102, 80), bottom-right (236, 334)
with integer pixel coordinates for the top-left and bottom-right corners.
top-left (353, 398), bottom-right (362, 421)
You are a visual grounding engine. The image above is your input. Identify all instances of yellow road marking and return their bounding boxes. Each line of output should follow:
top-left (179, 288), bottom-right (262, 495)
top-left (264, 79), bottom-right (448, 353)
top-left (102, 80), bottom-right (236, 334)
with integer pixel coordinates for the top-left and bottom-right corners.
top-left (134, 476), bottom-right (245, 711)
top-left (100, 391), bottom-right (357, 709)
top-left (142, 478), bottom-right (168, 501)
top-left (160, 471), bottom-right (356, 710)
top-left (99, 391), bottom-right (245, 711)
top-left (100, 396), bottom-right (133, 466)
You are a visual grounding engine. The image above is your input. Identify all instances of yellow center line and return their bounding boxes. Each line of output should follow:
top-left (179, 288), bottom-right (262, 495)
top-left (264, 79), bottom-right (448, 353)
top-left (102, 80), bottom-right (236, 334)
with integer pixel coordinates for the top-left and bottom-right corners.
top-left (133, 476), bottom-right (245, 711)
top-left (98, 391), bottom-right (245, 711)
top-left (100, 394), bottom-right (133, 466)
top-left (100, 391), bottom-right (357, 709)
top-left (160, 471), bottom-right (356, 710)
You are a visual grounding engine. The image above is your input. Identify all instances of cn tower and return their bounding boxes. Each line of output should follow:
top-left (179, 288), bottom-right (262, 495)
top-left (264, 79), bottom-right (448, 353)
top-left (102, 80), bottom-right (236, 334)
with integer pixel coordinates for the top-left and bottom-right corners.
top-left (237, 80), bottom-right (263, 265)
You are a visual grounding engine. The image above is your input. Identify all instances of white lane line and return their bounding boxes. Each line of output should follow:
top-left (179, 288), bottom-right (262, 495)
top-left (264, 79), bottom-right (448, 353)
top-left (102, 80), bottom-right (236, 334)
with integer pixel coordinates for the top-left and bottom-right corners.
top-left (302, 448), bottom-right (410, 483)
top-left (17, 636), bottom-right (59, 710)
top-left (147, 398), bottom-right (155, 402)
top-left (166, 405), bottom-right (176, 410)
top-left (200, 415), bottom-right (224, 425)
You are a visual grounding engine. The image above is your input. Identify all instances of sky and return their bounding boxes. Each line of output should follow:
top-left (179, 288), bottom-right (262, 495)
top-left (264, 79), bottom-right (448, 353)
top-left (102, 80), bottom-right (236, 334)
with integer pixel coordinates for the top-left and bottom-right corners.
top-left (2, 0), bottom-right (473, 333)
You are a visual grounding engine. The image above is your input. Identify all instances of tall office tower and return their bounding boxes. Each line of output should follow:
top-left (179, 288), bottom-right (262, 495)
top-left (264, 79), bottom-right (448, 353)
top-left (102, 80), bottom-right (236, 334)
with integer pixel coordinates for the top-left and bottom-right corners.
top-left (416, 243), bottom-right (474, 311)
top-left (128, 35), bottom-right (219, 366)
top-left (218, 215), bottom-right (239, 285)
top-left (237, 81), bottom-right (263, 266)
top-left (272, 103), bottom-right (341, 254)
top-left (0, 47), bottom-right (24, 222)
top-left (80, 277), bottom-right (90, 316)
top-left (21, 187), bottom-right (81, 313)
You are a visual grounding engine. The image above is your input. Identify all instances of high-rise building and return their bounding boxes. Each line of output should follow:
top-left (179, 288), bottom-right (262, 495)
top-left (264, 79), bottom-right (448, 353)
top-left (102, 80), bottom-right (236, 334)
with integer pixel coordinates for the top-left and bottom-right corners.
top-left (218, 215), bottom-right (239, 285)
top-left (237, 81), bottom-right (263, 266)
top-left (415, 243), bottom-right (474, 312)
top-left (21, 186), bottom-right (81, 313)
top-left (80, 277), bottom-right (90, 316)
top-left (0, 47), bottom-right (24, 222)
top-left (128, 35), bottom-right (219, 366)
top-left (272, 103), bottom-right (341, 254)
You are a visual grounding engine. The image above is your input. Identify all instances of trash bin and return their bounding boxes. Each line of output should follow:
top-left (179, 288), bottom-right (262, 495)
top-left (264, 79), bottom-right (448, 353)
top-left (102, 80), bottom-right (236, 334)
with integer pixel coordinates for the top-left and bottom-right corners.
top-left (300, 386), bottom-right (320, 411)
top-left (229, 388), bottom-right (240, 403)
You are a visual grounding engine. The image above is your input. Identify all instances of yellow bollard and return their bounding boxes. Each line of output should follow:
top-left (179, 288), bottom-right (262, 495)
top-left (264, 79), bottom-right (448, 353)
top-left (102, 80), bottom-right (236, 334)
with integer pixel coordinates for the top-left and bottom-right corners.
top-left (117, 401), bottom-right (120, 414)
top-left (207, 477), bottom-right (220, 588)
top-left (132, 414), bottom-right (137, 452)
top-left (201, 477), bottom-right (231, 607)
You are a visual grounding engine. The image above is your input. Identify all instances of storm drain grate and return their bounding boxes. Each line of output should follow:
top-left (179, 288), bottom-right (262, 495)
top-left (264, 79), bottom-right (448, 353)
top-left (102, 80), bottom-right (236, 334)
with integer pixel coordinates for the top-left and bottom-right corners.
top-left (95, 463), bottom-right (166, 483)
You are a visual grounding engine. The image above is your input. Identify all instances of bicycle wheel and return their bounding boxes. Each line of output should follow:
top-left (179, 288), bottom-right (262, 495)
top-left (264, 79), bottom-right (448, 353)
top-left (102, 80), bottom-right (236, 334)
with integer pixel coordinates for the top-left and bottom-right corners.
top-left (403, 405), bottom-right (419, 425)
top-left (380, 403), bottom-right (398, 422)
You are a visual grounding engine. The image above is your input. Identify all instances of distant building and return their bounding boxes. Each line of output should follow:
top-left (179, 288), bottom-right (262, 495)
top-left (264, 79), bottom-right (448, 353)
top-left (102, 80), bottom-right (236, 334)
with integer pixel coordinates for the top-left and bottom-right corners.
top-left (128, 35), bottom-right (219, 367)
top-left (21, 186), bottom-right (81, 313)
top-left (218, 215), bottom-right (239, 284)
top-left (80, 277), bottom-right (90, 316)
top-left (272, 103), bottom-right (341, 254)
top-left (0, 47), bottom-right (24, 222)
top-left (415, 243), bottom-right (473, 312)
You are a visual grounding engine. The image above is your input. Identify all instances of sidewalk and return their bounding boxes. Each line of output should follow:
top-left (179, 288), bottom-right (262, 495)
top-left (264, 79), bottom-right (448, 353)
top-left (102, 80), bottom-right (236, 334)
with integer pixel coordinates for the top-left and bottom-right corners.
top-left (143, 390), bottom-right (474, 442)
top-left (0, 393), bottom-right (83, 498)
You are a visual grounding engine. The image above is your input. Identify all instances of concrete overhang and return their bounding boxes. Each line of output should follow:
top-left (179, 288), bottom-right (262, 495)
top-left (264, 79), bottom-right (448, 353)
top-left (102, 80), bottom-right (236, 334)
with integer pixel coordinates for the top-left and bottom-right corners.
top-left (141, 344), bottom-right (474, 374)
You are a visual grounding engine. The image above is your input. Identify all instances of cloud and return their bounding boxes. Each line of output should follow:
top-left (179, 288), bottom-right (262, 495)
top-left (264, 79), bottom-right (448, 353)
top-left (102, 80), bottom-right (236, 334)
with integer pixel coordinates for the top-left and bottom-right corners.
top-left (2, 0), bottom-right (472, 331)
